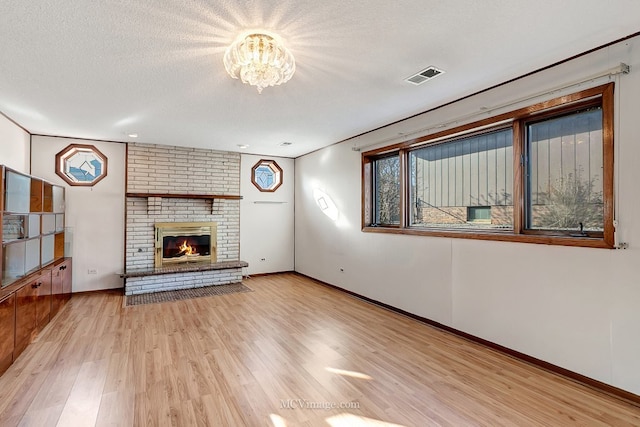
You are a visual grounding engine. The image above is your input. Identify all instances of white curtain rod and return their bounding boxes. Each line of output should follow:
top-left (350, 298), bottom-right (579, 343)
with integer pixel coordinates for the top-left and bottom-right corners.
top-left (352, 63), bottom-right (630, 152)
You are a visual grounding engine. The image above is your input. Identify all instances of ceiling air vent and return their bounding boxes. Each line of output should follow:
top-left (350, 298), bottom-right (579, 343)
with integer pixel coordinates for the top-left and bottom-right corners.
top-left (405, 66), bottom-right (445, 85)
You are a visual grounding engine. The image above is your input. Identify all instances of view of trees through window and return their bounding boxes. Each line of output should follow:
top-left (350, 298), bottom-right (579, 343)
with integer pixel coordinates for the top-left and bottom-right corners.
top-left (374, 155), bottom-right (400, 224)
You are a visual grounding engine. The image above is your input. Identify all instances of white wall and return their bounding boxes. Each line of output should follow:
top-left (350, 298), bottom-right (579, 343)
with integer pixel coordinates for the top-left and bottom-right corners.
top-left (29, 139), bottom-right (295, 290)
top-left (240, 154), bottom-right (295, 275)
top-left (30, 136), bottom-right (126, 293)
top-left (0, 114), bottom-right (30, 173)
top-left (295, 36), bottom-right (640, 394)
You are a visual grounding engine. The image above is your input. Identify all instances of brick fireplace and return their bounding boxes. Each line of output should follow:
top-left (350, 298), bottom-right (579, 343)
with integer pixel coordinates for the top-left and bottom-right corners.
top-left (123, 143), bottom-right (244, 295)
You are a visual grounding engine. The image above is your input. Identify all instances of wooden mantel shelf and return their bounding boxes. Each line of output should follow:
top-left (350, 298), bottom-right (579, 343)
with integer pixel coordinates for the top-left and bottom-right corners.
top-left (126, 192), bottom-right (242, 200)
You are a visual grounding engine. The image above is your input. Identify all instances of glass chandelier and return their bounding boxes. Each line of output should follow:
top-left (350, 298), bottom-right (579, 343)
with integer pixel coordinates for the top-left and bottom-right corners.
top-left (223, 33), bottom-right (296, 94)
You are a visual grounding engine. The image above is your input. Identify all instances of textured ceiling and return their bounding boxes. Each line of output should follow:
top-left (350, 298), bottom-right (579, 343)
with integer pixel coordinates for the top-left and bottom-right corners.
top-left (0, 1), bottom-right (638, 157)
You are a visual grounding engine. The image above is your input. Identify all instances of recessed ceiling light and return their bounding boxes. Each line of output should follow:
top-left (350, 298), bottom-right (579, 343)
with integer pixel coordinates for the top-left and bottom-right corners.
top-left (237, 144), bottom-right (249, 149)
top-left (128, 133), bottom-right (138, 138)
top-left (279, 142), bottom-right (293, 146)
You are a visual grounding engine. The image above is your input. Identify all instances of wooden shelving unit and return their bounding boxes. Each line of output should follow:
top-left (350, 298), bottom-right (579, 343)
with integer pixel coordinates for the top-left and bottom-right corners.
top-left (1, 166), bottom-right (66, 287)
top-left (0, 165), bottom-right (72, 375)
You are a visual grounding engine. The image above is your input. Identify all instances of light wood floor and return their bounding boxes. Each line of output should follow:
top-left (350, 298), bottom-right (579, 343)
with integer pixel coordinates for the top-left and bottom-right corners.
top-left (0, 273), bottom-right (638, 426)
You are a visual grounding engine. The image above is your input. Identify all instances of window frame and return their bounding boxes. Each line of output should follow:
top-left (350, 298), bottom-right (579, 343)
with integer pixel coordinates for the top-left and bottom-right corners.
top-left (371, 152), bottom-right (403, 227)
top-left (55, 144), bottom-right (108, 187)
top-left (361, 83), bottom-right (614, 248)
top-left (251, 159), bottom-right (283, 192)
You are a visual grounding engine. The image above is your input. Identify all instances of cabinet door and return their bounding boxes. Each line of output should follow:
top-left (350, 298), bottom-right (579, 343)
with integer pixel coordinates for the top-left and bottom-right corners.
top-left (51, 267), bottom-right (63, 317)
top-left (35, 271), bottom-right (52, 331)
top-left (61, 260), bottom-right (72, 302)
top-left (0, 294), bottom-right (15, 375)
top-left (15, 280), bottom-right (38, 357)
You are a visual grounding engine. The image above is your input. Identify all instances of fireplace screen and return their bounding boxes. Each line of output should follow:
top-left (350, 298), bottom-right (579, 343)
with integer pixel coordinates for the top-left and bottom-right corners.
top-left (154, 222), bottom-right (217, 268)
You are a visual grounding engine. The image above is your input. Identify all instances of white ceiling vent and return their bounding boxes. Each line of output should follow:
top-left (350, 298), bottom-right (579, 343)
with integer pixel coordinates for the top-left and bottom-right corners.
top-left (405, 66), bottom-right (445, 85)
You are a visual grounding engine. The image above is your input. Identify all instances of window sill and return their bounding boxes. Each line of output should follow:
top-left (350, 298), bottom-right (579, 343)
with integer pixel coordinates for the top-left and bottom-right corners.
top-left (361, 226), bottom-right (613, 249)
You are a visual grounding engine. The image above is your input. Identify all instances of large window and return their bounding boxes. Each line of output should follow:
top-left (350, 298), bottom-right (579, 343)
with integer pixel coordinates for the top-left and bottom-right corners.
top-left (362, 83), bottom-right (614, 248)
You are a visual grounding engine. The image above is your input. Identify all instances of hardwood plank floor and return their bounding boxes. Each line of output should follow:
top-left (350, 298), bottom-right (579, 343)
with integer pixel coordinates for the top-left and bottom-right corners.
top-left (0, 273), bottom-right (638, 426)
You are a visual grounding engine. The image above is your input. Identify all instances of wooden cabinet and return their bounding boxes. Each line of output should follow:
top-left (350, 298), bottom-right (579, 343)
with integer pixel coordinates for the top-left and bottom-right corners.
top-left (0, 294), bottom-right (15, 374)
top-left (14, 269), bottom-right (55, 358)
top-left (0, 163), bottom-right (71, 375)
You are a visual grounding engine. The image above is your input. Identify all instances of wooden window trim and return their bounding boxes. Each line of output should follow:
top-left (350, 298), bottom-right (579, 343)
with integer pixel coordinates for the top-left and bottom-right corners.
top-left (251, 159), bottom-right (283, 192)
top-left (55, 144), bottom-right (108, 187)
top-left (362, 83), bottom-right (615, 249)
top-left (520, 107), bottom-right (604, 240)
top-left (369, 152), bottom-right (402, 227)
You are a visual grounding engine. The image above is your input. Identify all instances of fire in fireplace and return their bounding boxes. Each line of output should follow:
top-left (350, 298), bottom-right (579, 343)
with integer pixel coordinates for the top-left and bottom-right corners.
top-left (154, 222), bottom-right (217, 268)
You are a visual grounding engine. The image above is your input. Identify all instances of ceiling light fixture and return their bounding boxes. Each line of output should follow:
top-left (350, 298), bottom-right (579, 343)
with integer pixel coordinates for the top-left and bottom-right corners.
top-left (223, 33), bottom-right (295, 94)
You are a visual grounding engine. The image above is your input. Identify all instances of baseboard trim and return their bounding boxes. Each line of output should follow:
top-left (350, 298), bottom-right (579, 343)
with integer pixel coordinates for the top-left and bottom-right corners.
top-left (294, 272), bottom-right (640, 408)
top-left (244, 270), bottom-right (295, 279)
top-left (73, 288), bottom-right (123, 296)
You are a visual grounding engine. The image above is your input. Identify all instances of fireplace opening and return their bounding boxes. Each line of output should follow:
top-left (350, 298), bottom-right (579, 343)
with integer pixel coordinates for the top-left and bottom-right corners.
top-left (154, 222), bottom-right (217, 268)
top-left (163, 235), bottom-right (210, 260)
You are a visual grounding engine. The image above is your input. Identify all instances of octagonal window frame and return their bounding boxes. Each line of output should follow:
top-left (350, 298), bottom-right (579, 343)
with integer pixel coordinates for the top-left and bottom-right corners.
top-left (55, 144), bottom-right (108, 186)
top-left (251, 159), bottom-right (283, 192)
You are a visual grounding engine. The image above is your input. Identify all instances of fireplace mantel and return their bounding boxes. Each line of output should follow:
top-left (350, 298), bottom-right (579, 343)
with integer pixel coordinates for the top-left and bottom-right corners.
top-left (126, 192), bottom-right (242, 200)
top-left (126, 193), bottom-right (242, 214)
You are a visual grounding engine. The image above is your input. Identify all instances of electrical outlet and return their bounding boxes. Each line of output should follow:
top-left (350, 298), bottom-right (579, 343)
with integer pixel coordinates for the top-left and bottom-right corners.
top-left (87, 269), bottom-right (97, 275)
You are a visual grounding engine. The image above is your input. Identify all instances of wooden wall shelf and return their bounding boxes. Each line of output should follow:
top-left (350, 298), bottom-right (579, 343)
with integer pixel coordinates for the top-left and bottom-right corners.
top-left (126, 193), bottom-right (242, 200)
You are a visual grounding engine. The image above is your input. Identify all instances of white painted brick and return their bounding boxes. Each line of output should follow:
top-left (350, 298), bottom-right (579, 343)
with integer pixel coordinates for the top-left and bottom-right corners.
top-left (125, 142), bottom-right (241, 293)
